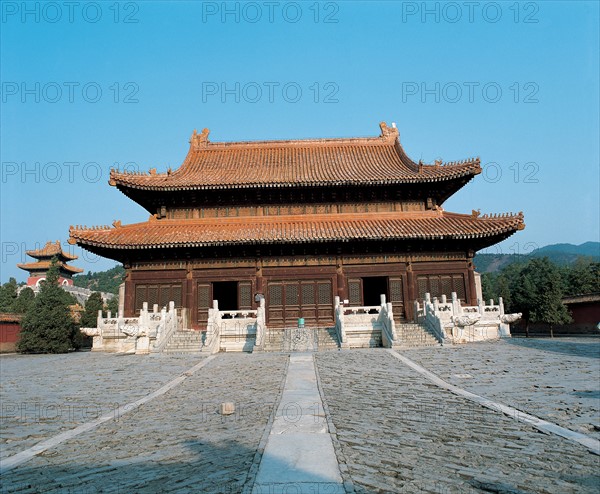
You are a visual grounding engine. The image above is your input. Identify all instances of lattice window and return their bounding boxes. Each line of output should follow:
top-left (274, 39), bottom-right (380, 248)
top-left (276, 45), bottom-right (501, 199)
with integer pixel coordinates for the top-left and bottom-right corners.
top-left (441, 276), bottom-right (452, 298)
top-left (135, 285), bottom-right (146, 311)
top-left (239, 282), bottom-right (252, 309)
top-left (417, 276), bottom-right (428, 300)
top-left (269, 284), bottom-right (283, 306)
top-left (285, 283), bottom-right (299, 306)
top-left (389, 278), bottom-right (404, 304)
top-left (172, 285), bottom-right (182, 307)
top-left (159, 286), bottom-right (170, 307)
top-left (147, 286), bottom-right (159, 307)
top-left (197, 284), bottom-right (211, 309)
top-left (429, 277), bottom-right (440, 298)
top-left (348, 279), bottom-right (361, 306)
top-left (317, 282), bottom-right (332, 305)
top-left (453, 275), bottom-right (466, 301)
top-left (302, 283), bottom-right (315, 306)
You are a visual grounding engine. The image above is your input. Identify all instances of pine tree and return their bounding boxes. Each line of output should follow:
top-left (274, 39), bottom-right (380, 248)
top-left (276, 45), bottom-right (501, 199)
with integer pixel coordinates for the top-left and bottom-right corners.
top-left (17, 258), bottom-right (78, 353)
top-left (81, 292), bottom-right (104, 328)
top-left (12, 287), bottom-right (35, 314)
top-left (527, 258), bottom-right (571, 337)
top-left (105, 295), bottom-right (119, 316)
top-left (0, 278), bottom-right (19, 312)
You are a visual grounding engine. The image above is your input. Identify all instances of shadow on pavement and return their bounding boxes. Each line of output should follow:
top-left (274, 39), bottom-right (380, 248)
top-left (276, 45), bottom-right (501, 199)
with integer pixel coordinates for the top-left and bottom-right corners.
top-left (503, 337), bottom-right (600, 359)
top-left (1, 437), bottom-right (355, 494)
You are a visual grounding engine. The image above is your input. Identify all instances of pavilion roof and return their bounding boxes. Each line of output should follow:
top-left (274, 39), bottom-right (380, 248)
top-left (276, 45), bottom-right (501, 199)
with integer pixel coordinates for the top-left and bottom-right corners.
top-left (69, 210), bottom-right (524, 251)
top-left (109, 123), bottom-right (481, 192)
top-left (25, 241), bottom-right (78, 261)
top-left (17, 260), bottom-right (84, 275)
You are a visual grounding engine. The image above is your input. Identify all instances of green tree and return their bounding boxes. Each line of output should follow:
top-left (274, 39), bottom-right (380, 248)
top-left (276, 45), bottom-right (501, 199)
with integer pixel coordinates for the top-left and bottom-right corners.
top-left (512, 258), bottom-right (571, 337)
top-left (17, 258), bottom-right (78, 353)
top-left (480, 273), bottom-right (496, 301)
top-left (81, 292), bottom-right (104, 328)
top-left (12, 287), bottom-right (35, 314)
top-left (510, 267), bottom-right (536, 337)
top-left (565, 259), bottom-right (600, 296)
top-left (0, 278), bottom-right (19, 312)
top-left (105, 295), bottom-right (119, 316)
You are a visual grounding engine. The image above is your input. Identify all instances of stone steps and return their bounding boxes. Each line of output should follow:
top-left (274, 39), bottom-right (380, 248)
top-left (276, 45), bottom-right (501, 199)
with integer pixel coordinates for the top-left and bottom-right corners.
top-left (344, 325), bottom-right (383, 348)
top-left (262, 327), bottom-right (340, 352)
top-left (163, 330), bottom-right (203, 353)
top-left (316, 327), bottom-right (340, 351)
top-left (395, 322), bottom-right (441, 348)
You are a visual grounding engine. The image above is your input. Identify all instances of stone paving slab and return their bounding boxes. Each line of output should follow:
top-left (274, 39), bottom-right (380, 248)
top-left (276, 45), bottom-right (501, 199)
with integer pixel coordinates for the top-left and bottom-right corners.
top-left (254, 354), bottom-right (344, 493)
top-left (0, 352), bottom-right (202, 460)
top-left (402, 338), bottom-right (600, 440)
top-left (316, 349), bottom-right (600, 494)
top-left (1, 353), bottom-right (288, 493)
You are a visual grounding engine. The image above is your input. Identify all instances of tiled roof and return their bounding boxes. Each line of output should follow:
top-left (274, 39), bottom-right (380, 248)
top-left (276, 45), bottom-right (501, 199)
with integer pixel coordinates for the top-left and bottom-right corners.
top-left (17, 261), bottom-right (84, 275)
top-left (0, 313), bottom-right (22, 323)
top-left (109, 123), bottom-right (481, 191)
top-left (69, 211), bottom-right (524, 250)
top-left (26, 241), bottom-right (78, 261)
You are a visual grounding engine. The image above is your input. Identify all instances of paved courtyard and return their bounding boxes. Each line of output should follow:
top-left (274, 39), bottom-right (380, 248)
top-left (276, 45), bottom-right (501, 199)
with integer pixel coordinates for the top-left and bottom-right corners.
top-left (1, 338), bottom-right (599, 493)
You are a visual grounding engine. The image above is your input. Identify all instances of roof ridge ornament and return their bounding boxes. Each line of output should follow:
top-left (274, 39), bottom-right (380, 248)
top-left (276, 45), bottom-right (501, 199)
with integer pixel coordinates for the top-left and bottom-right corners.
top-left (379, 122), bottom-right (399, 142)
top-left (190, 128), bottom-right (210, 150)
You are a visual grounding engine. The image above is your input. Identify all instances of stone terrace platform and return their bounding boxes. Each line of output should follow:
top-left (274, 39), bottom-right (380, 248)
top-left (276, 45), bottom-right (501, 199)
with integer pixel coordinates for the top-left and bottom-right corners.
top-left (1, 338), bottom-right (599, 493)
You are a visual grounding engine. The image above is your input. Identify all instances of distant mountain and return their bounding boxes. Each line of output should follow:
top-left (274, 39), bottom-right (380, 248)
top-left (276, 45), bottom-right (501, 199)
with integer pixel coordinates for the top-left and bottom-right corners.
top-left (73, 265), bottom-right (125, 294)
top-left (531, 242), bottom-right (600, 258)
top-left (474, 242), bottom-right (599, 273)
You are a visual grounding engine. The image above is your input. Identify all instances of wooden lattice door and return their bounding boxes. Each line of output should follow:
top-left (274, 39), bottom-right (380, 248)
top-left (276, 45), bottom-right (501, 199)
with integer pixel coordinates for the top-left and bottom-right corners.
top-left (388, 277), bottom-right (405, 320)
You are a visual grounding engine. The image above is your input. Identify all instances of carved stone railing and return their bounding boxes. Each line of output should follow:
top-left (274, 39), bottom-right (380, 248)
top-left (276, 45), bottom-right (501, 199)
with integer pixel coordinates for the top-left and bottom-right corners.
top-left (334, 297), bottom-right (347, 347)
top-left (334, 295), bottom-right (397, 348)
top-left (254, 297), bottom-right (266, 350)
top-left (379, 296), bottom-right (397, 348)
top-left (201, 299), bottom-right (262, 353)
top-left (202, 301), bottom-right (222, 354)
top-left (80, 301), bottom-right (181, 354)
top-left (414, 292), bottom-right (521, 344)
top-left (152, 302), bottom-right (181, 353)
top-left (414, 293), bottom-right (447, 344)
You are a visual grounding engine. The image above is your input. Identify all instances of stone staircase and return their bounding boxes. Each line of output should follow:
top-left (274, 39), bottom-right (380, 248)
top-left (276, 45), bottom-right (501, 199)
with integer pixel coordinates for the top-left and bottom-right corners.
top-left (261, 327), bottom-right (340, 352)
top-left (344, 324), bottom-right (383, 348)
top-left (220, 333), bottom-right (256, 352)
top-left (395, 322), bottom-right (441, 348)
top-left (262, 329), bottom-right (285, 352)
top-left (163, 330), bottom-right (203, 353)
top-left (316, 327), bottom-right (340, 351)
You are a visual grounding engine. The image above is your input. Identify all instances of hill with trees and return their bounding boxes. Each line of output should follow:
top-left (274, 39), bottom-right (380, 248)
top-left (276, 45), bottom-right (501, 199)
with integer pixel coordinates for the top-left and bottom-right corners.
top-left (474, 242), bottom-right (599, 273)
top-left (72, 265), bottom-right (125, 294)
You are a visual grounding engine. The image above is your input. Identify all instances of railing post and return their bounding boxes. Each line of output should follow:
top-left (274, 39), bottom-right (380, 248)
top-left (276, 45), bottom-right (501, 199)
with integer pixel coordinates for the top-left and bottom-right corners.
top-left (451, 292), bottom-right (460, 316)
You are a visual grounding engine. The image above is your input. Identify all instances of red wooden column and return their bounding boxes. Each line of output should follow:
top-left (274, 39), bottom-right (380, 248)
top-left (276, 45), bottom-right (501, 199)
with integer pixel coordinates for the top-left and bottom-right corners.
top-left (466, 260), bottom-right (478, 305)
top-left (336, 258), bottom-right (346, 301)
top-left (186, 266), bottom-right (195, 329)
top-left (405, 263), bottom-right (416, 321)
top-left (124, 269), bottom-right (135, 317)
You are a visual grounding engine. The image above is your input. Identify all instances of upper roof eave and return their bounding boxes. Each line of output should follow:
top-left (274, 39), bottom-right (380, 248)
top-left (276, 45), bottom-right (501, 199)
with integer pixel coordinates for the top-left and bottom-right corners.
top-left (108, 122), bottom-right (482, 192)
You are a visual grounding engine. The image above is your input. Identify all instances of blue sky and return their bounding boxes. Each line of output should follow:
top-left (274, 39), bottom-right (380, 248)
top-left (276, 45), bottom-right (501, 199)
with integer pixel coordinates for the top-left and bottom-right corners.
top-left (1, 0), bottom-right (599, 282)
